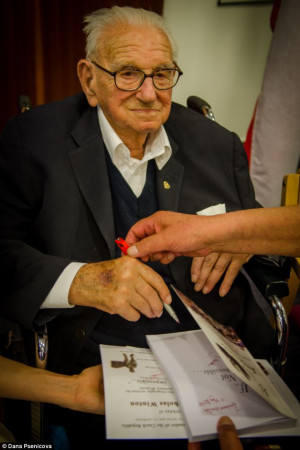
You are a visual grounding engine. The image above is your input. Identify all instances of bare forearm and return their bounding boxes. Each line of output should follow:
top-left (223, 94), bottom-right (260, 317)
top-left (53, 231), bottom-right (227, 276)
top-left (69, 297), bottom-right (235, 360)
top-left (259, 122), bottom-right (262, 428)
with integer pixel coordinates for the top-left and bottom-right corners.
top-left (0, 356), bottom-right (104, 414)
top-left (127, 206), bottom-right (300, 260)
top-left (208, 206), bottom-right (300, 256)
top-left (0, 356), bottom-right (78, 405)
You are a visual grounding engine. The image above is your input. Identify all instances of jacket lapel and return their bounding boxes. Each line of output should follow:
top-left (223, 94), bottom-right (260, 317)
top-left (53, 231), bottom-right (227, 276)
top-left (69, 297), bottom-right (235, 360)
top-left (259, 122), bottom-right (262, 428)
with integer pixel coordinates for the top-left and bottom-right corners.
top-left (69, 107), bottom-right (116, 258)
top-left (156, 136), bottom-right (184, 212)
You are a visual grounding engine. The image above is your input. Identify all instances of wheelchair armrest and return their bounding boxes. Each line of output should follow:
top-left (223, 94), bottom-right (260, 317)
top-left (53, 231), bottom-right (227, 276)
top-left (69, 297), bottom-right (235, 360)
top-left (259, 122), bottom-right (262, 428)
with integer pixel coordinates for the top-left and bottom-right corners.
top-left (244, 256), bottom-right (291, 373)
top-left (244, 255), bottom-right (291, 299)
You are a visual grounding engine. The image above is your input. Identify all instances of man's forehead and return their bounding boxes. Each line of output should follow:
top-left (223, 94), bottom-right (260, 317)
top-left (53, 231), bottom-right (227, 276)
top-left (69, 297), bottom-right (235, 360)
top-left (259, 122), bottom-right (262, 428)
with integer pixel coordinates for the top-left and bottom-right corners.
top-left (98, 24), bottom-right (173, 65)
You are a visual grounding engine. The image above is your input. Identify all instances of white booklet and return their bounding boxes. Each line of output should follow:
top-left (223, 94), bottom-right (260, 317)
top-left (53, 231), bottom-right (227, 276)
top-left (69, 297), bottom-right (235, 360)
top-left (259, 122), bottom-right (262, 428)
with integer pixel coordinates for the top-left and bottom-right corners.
top-left (99, 344), bottom-right (187, 439)
top-left (100, 285), bottom-right (300, 441)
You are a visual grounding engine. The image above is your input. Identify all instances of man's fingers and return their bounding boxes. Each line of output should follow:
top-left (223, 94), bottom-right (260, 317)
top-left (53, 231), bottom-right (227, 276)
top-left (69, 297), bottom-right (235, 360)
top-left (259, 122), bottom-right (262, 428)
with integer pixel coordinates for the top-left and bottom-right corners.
top-left (218, 260), bottom-right (243, 297)
top-left (191, 253), bottom-right (249, 297)
top-left (122, 263), bottom-right (171, 319)
top-left (69, 257), bottom-right (171, 321)
top-left (217, 416), bottom-right (243, 450)
top-left (200, 253), bottom-right (231, 295)
top-left (192, 253), bottom-right (222, 292)
top-left (134, 279), bottom-right (164, 318)
top-left (191, 256), bottom-right (205, 283)
top-left (107, 296), bottom-right (142, 322)
top-left (218, 254), bottom-right (251, 297)
top-left (140, 265), bottom-right (172, 307)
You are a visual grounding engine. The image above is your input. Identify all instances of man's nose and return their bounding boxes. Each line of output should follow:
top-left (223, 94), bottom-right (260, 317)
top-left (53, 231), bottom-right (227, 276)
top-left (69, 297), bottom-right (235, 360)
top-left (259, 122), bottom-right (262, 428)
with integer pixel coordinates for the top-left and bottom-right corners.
top-left (136, 76), bottom-right (157, 102)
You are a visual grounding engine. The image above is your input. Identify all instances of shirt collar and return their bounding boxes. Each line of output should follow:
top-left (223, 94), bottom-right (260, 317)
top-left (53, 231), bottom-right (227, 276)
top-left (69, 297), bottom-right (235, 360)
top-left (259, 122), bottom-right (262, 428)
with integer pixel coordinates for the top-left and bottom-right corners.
top-left (97, 105), bottom-right (172, 170)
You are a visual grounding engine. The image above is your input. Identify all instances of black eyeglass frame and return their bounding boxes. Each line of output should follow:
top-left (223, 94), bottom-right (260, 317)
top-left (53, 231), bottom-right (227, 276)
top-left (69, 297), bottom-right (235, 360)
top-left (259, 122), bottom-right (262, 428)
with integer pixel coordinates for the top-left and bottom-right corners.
top-left (90, 60), bottom-right (183, 91)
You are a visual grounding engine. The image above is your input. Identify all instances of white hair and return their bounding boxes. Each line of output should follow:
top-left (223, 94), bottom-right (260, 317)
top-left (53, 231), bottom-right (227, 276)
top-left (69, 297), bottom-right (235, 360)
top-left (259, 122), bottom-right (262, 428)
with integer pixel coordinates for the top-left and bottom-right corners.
top-left (83, 6), bottom-right (178, 60)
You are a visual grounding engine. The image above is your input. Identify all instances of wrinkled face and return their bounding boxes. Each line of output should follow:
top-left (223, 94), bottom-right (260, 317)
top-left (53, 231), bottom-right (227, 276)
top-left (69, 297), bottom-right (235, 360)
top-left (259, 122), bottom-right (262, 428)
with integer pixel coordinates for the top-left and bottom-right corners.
top-left (91, 25), bottom-right (174, 140)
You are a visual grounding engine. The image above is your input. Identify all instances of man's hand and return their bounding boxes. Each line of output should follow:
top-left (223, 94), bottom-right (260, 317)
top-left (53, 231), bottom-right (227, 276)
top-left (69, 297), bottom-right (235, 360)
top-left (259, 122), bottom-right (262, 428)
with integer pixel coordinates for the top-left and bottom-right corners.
top-left (68, 256), bottom-right (171, 321)
top-left (188, 416), bottom-right (243, 450)
top-left (191, 253), bottom-right (252, 297)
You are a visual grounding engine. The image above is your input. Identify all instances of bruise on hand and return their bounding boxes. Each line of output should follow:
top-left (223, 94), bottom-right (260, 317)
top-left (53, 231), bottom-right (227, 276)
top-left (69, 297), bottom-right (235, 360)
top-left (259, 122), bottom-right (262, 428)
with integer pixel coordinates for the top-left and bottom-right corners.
top-left (97, 267), bottom-right (113, 286)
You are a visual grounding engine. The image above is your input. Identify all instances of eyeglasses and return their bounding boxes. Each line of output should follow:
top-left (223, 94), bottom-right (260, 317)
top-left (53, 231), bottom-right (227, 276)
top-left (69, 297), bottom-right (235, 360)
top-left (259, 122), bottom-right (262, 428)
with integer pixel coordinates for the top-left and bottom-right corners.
top-left (91, 60), bottom-right (183, 91)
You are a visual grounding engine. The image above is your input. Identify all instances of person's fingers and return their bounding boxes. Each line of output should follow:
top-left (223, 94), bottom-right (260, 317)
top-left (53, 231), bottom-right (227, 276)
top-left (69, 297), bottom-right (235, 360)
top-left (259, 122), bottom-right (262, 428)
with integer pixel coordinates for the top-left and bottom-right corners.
top-left (187, 417), bottom-right (243, 450)
top-left (125, 215), bottom-right (159, 244)
top-left (218, 254), bottom-right (251, 297)
top-left (126, 211), bottom-right (179, 246)
top-left (134, 278), bottom-right (164, 318)
top-left (217, 416), bottom-right (243, 450)
top-left (187, 441), bottom-right (202, 450)
top-left (116, 261), bottom-right (171, 319)
top-left (154, 251), bottom-right (177, 264)
top-left (191, 256), bottom-right (205, 284)
top-left (199, 253), bottom-right (231, 295)
top-left (140, 250), bottom-right (176, 264)
top-left (218, 259), bottom-right (243, 297)
top-left (193, 253), bottom-right (220, 292)
top-left (127, 232), bottom-right (173, 259)
top-left (192, 253), bottom-right (249, 297)
top-left (139, 262), bottom-right (172, 306)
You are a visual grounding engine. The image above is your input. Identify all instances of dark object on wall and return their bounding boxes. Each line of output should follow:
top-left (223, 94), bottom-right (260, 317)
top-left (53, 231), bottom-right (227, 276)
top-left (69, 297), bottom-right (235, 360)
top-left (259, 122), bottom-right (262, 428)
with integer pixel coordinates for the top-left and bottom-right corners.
top-left (218, 0), bottom-right (274, 5)
top-left (18, 95), bottom-right (32, 114)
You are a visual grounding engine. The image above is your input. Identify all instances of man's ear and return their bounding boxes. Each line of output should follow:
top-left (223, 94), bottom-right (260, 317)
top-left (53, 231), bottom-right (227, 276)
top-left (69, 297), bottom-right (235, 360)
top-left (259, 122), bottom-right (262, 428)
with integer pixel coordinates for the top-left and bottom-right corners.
top-left (77, 59), bottom-right (98, 107)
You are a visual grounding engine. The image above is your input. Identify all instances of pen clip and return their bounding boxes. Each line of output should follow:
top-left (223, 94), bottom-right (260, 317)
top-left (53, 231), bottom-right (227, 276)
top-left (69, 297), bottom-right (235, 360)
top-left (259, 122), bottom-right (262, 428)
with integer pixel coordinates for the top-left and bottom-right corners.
top-left (115, 237), bottom-right (130, 255)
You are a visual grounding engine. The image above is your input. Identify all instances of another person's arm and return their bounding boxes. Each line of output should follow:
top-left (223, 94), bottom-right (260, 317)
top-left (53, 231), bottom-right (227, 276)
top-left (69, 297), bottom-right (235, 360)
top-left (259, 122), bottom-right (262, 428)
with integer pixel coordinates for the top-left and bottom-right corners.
top-left (0, 355), bottom-right (104, 414)
top-left (0, 356), bottom-right (243, 450)
top-left (126, 206), bottom-right (300, 260)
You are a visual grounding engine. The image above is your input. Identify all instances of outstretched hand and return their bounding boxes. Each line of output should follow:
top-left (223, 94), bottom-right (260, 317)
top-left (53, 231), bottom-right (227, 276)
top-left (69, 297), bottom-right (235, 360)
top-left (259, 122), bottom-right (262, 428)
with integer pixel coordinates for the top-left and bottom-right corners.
top-left (126, 211), bottom-right (214, 262)
top-left (125, 211), bottom-right (251, 296)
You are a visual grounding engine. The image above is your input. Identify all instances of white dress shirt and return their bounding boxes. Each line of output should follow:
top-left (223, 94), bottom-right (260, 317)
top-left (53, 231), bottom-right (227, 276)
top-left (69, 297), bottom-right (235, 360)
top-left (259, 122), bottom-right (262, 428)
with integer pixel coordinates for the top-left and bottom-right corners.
top-left (99, 106), bottom-right (171, 197)
top-left (41, 105), bottom-right (172, 309)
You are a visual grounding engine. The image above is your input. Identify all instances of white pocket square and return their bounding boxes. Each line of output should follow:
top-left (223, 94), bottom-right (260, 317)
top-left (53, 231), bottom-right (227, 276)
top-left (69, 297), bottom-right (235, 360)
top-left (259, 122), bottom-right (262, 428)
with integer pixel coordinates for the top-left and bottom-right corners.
top-left (196, 203), bottom-right (226, 216)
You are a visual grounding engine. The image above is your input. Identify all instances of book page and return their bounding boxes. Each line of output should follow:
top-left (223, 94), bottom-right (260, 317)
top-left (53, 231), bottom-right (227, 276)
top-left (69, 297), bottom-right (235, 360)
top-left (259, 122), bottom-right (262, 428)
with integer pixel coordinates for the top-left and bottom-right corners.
top-left (99, 344), bottom-right (187, 439)
top-left (241, 360), bottom-right (300, 438)
top-left (170, 285), bottom-right (295, 418)
top-left (147, 329), bottom-right (296, 442)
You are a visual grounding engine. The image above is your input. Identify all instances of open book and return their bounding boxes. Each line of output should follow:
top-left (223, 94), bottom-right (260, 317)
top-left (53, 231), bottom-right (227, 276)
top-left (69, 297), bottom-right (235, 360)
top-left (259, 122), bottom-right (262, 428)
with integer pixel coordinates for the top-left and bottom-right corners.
top-left (100, 285), bottom-right (300, 441)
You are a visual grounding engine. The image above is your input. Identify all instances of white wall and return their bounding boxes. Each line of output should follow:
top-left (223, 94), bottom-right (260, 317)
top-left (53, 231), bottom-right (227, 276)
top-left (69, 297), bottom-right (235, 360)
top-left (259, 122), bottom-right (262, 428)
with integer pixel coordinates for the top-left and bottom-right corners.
top-left (163, 0), bottom-right (273, 141)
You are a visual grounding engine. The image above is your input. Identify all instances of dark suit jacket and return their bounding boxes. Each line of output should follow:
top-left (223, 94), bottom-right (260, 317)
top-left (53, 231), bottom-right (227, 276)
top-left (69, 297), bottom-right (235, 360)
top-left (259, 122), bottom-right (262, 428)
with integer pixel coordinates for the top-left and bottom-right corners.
top-left (0, 93), bottom-right (273, 372)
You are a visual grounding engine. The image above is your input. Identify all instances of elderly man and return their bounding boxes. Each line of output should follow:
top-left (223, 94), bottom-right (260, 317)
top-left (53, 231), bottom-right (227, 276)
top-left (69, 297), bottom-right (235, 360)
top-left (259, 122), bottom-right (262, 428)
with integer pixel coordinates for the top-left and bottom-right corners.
top-left (0, 6), bottom-right (275, 448)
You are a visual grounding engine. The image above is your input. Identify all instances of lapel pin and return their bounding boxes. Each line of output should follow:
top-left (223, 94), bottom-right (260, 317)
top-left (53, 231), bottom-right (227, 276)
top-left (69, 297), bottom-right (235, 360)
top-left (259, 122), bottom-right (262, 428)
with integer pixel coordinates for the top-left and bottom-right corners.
top-left (163, 181), bottom-right (171, 189)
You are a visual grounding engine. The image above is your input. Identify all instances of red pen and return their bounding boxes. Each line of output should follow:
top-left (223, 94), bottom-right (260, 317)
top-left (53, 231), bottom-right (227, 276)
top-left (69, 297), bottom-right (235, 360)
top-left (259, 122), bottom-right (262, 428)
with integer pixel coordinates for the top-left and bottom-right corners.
top-left (115, 237), bottom-right (130, 255)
